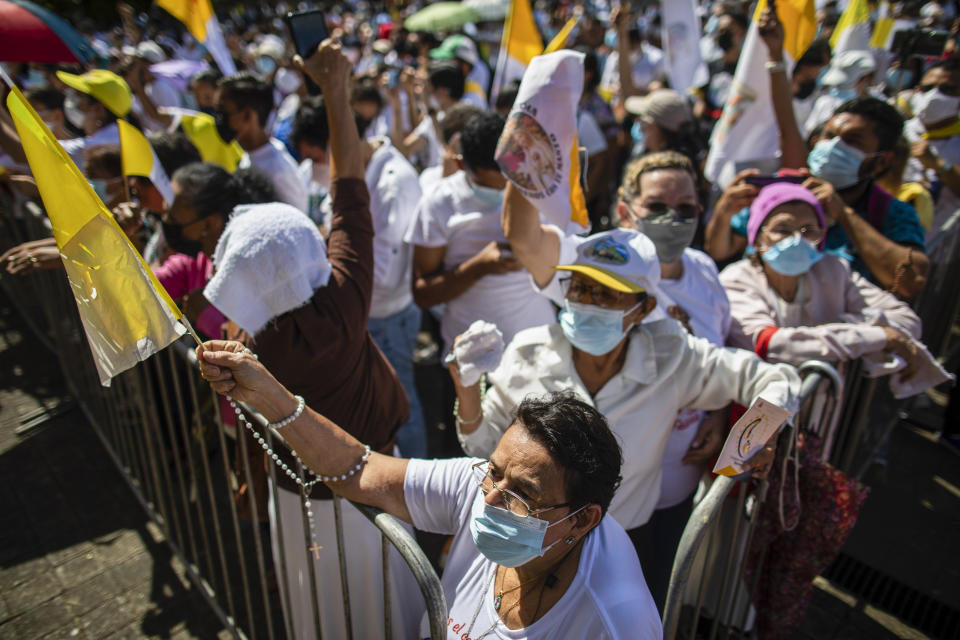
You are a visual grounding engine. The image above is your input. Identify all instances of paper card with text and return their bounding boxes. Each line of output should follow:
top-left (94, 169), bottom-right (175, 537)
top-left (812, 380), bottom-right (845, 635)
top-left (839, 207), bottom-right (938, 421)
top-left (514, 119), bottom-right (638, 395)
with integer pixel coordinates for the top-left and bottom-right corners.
top-left (713, 398), bottom-right (790, 477)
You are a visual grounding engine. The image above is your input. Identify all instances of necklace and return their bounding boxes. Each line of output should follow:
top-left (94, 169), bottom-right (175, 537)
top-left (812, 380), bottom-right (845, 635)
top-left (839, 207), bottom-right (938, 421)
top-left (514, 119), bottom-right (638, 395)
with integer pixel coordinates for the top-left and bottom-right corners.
top-left (494, 568), bottom-right (547, 611)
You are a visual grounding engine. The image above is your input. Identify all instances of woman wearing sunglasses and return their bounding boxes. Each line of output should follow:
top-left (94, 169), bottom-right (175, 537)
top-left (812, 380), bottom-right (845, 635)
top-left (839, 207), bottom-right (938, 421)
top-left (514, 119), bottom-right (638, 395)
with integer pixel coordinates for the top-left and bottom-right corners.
top-left (197, 345), bottom-right (662, 639)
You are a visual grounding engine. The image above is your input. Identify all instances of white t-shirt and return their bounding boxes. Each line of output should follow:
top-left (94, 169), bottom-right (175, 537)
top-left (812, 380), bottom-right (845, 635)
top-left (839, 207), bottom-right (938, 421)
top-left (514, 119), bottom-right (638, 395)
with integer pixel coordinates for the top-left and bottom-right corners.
top-left (403, 458), bottom-right (663, 640)
top-left (903, 116), bottom-right (960, 240)
top-left (413, 114), bottom-right (444, 169)
top-left (239, 138), bottom-right (309, 213)
top-left (577, 111), bottom-right (608, 157)
top-left (365, 138), bottom-right (423, 318)
top-left (405, 172), bottom-right (556, 353)
top-left (419, 164), bottom-right (446, 193)
top-left (655, 248), bottom-right (731, 509)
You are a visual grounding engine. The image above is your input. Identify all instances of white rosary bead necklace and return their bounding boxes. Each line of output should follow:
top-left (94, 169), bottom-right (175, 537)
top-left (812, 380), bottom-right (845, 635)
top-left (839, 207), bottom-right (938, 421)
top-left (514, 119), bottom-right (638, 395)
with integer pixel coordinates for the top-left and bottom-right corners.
top-left (226, 394), bottom-right (372, 491)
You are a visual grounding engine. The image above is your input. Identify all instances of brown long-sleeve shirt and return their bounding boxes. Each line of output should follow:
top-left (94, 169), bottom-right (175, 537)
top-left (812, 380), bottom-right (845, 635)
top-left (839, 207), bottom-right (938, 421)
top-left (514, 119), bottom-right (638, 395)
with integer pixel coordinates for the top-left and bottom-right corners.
top-left (233, 177), bottom-right (409, 498)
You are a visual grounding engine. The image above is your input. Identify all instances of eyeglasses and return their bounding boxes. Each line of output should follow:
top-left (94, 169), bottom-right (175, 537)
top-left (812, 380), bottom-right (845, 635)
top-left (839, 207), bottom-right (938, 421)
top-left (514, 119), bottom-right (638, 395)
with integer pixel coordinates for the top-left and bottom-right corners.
top-left (631, 201), bottom-right (701, 220)
top-left (559, 277), bottom-right (645, 309)
top-left (471, 461), bottom-right (569, 518)
top-left (764, 224), bottom-right (824, 244)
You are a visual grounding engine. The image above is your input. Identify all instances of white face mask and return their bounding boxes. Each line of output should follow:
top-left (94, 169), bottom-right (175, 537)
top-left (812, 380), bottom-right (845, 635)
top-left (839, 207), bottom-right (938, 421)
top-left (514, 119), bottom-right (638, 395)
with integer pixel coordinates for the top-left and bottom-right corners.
top-left (64, 92), bottom-right (86, 130)
top-left (274, 67), bottom-right (302, 95)
top-left (911, 88), bottom-right (960, 126)
top-left (311, 159), bottom-right (330, 190)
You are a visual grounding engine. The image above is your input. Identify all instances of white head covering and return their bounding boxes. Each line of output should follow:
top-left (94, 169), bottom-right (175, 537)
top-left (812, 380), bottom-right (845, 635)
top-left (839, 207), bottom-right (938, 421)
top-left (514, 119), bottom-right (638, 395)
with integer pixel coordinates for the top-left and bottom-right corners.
top-left (204, 203), bottom-right (331, 335)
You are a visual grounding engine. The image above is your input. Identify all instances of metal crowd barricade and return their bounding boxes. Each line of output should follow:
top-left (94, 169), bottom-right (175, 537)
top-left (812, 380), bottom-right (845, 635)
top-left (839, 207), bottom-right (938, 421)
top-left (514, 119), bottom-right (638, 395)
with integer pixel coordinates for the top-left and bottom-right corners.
top-left (0, 191), bottom-right (447, 639)
top-left (662, 361), bottom-right (844, 640)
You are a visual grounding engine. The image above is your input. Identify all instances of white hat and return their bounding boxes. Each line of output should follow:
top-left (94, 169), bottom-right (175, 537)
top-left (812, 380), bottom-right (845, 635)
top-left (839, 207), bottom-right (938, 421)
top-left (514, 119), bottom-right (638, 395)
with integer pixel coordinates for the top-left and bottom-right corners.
top-left (256, 35), bottom-right (286, 61)
top-left (820, 50), bottom-right (876, 87)
top-left (555, 228), bottom-right (661, 294)
top-left (624, 89), bottom-right (693, 133)
top-left (204, 203), bottom-right (332, 335)
top-left (136, 41), bottom-right (167, 64)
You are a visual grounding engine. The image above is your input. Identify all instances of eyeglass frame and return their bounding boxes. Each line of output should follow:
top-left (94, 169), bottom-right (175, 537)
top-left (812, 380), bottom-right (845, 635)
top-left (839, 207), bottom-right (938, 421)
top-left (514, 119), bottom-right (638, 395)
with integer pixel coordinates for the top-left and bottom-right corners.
top-left (762, 223), bottom-right (825, 245)
top-left (624, 200), bottom-right (702, 221)
top-left (558, 275), bottom-right (647, 309)
top-left (471, 460), bottom-right (571, 519)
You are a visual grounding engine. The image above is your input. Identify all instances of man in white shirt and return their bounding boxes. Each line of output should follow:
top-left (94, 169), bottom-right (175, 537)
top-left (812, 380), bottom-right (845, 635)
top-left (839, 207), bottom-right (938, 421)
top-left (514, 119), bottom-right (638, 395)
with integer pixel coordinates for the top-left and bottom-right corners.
top-left (902, 56), bottom-right (960, 247)
top-left (293, 96), bottom-right (428, 458)
top-left (406, 112), bottom-right (556, 355)
top-left (214, 72), bottom-right (308, 213)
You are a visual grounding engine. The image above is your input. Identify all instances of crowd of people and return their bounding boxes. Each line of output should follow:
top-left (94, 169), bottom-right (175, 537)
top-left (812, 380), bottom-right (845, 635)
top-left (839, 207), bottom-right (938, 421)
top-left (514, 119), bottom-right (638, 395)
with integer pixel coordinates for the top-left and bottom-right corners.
top-left (2, 1), bottom-right (959, 638)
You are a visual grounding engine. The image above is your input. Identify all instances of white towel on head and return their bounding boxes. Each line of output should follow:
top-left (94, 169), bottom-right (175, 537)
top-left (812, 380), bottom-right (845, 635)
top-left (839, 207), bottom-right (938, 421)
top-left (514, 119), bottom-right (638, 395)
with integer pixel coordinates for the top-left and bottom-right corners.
top-left (204, 202), bottom-right (332, 335)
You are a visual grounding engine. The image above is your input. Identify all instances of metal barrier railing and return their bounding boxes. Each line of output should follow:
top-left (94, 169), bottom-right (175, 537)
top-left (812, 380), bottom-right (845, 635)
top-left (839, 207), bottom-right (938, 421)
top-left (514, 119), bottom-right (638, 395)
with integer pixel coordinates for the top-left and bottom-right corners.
top-left (662, 361), bottom-right (845, 640)
top-left (0, 189), bottom-right (447, 640)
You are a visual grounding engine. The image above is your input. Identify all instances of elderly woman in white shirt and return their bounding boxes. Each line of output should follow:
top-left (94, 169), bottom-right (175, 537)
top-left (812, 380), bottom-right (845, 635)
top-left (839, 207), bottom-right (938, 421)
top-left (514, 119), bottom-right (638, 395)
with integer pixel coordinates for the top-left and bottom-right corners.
top-left (719, 182), bottom-right (924, 374)
top-left (197, 344), bottom-right (663, 639)
top-left (450, 177), bottom-right (801, 610)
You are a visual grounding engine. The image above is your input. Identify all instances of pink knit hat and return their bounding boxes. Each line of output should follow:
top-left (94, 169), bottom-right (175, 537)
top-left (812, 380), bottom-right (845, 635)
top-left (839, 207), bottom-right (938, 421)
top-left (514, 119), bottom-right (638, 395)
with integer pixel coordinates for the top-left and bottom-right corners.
top-left (747, 183), bottom-right (826, 248)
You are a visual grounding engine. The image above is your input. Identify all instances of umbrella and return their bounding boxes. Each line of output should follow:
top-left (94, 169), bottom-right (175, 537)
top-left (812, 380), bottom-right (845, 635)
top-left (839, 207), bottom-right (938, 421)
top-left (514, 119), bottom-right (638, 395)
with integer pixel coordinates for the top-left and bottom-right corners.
top-left (464, 0), bottom-right (510, 21)
top-left (0, 0), bottom-right (96, 64)
top-left (405, 2), bottom-right (481, 32)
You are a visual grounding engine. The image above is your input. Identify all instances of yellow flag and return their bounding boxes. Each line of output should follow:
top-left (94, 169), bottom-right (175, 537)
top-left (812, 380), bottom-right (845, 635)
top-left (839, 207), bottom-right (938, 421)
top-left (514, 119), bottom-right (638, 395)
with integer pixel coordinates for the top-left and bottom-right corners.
top-left (118, 120), bottom-right (175, 205)
top-left (179, 112), bottom-right (244, 172)
top-left (157, 0), bottom-right (212, 41)
top-left (158, 0), bottom-right (237, 75)
top-left (493, 0), bottom-right (543, 93)
top-left (544, 17), bottom-right (578, 54)
top-left (6, 86), bottom-right (185, 385)
top-left (830, 0), bottom-right (871, 53)
top-left (754, 0), bottom-right (817, 61)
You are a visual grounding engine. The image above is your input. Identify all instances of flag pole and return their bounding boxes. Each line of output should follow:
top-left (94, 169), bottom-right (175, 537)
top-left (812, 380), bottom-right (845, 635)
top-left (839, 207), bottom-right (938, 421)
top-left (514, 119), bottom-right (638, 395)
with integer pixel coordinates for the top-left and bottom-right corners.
top-left (180, 315), bottom-right (205, 348)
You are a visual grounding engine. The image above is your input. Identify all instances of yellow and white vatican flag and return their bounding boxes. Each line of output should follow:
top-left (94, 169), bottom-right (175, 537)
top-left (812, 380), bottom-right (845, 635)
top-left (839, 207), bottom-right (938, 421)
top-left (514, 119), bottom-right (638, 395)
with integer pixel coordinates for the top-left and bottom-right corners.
top-left (704, 0), bottom-right (817, 188)
top-left (492, 0), bottom-right (543, 98)
top-left (118, 120), bottom-right (174, 206)
top-left (543, 16), bottom-right (578, 54)
top-left (831, 0), bottom-right (872, 54)
top-left (7, 86), bottom-right (186, 385)
top-left (495, 50), bottom-right (588, 230)
top-left (158, 0), bottom-right (237, 76)
top-left (163, 107), bottom-right (243, 172)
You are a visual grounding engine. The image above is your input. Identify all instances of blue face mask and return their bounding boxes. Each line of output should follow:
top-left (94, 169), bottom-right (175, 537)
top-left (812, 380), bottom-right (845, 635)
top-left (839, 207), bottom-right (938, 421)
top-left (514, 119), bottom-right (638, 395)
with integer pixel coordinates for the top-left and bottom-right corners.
top-left (469, 177), bottom-right (505, 210)
top-left (885, 68), bottom-right (913, 91)
top-left (762, 234), bottom-right (824, 276)
top-left (558, 299), bottom-right (641, 356)
top-left (630, 120), bottom-right (646, 154)
top-left (828, 86), bottom-right (858, 102)
top-left (807, 136), bottom-right (868, 190)
top-left (89, 179), bottom-right (110, 203)
top-left (470, 493), bottom-right (584, 568)
top-left (255, 56), bottom-right (277, 76)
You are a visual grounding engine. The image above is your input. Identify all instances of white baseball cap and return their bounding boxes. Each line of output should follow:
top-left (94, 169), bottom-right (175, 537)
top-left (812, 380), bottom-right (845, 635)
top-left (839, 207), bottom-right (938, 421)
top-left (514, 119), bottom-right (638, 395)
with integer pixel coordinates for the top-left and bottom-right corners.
top-left (555, 228), bottom-right (661, 294)
top-left (820, 50), bottom-right (876, 87)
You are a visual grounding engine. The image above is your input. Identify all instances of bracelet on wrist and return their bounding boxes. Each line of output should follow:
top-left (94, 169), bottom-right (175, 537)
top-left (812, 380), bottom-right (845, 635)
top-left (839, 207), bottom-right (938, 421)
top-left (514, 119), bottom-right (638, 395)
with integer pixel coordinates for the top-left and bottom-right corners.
top-left (454, 397), bottom-right (482, 426)
top-left (267, 394), bottom-right (305, 430)
top-left (765, 60), bottom-right (787, 73)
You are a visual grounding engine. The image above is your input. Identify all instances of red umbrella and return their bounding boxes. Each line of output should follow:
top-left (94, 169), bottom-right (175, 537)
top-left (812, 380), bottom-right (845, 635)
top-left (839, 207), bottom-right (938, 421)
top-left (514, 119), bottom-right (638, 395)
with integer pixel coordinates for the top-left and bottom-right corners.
top-left (0, 0), bottom-right (96, 64)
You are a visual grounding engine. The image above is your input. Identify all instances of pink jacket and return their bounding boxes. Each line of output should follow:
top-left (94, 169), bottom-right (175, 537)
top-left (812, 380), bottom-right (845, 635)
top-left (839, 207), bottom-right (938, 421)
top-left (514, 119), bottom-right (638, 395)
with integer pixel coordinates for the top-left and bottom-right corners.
top-left (154, 252), bottom-right (226, 339)
top-left (720, 255), bottom-right (921, 365)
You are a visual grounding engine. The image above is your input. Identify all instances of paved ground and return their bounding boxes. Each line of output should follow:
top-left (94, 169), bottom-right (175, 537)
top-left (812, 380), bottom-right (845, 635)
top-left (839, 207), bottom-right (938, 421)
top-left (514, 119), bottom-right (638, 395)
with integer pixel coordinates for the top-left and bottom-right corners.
top-left (0, 300), bottom-right (228, 639)
top-left (1, 286), bottom-right (957, 639)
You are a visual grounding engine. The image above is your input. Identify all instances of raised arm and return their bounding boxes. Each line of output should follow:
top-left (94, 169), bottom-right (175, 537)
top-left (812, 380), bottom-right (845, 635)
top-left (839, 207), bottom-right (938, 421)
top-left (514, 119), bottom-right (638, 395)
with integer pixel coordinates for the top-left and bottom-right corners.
top-left (297, 40), bottom-right (364, 180)
top-left (501, 183), bottom-right (560, 288)
top-left (198, 341), bottom-right (413, 522)
top-left (704, 169), bottom-right (759, 262)
top-left (758, 7), bottom-right (807, 170)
